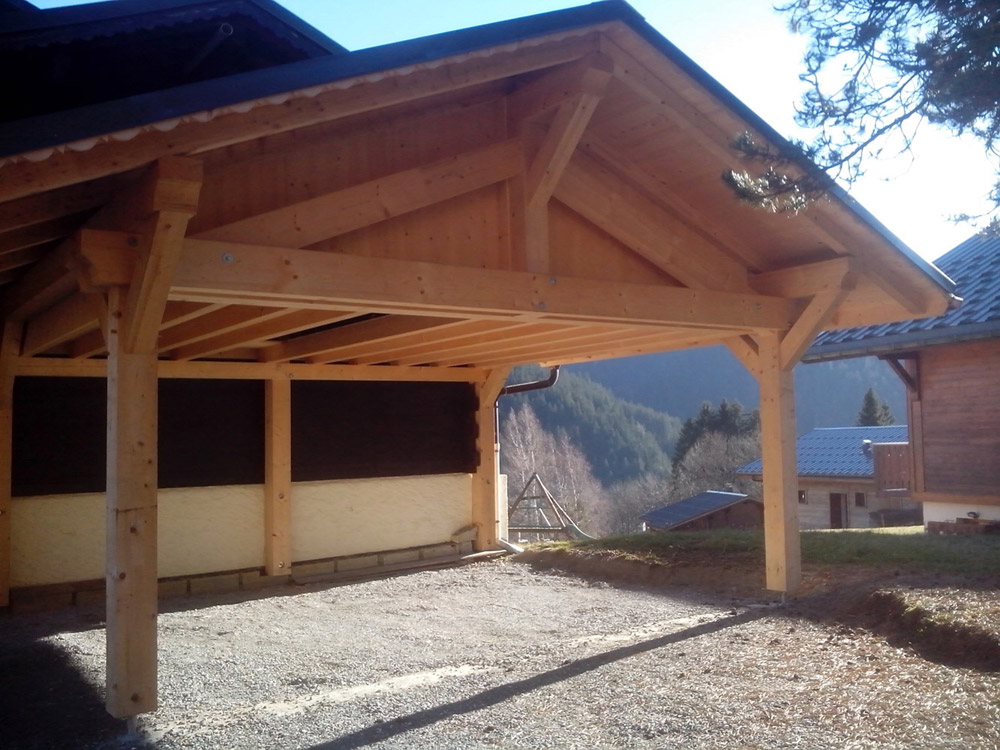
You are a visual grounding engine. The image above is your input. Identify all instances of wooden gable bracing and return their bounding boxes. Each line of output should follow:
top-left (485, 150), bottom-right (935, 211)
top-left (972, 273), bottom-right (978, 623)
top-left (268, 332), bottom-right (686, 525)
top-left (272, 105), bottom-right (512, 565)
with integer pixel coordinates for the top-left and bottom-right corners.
top-left (0, 0), bottom-right (954, 720)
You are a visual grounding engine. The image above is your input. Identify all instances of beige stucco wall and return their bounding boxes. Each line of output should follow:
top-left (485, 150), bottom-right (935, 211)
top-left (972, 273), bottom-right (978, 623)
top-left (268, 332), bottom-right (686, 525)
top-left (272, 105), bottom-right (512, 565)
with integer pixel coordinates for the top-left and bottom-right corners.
top-left (290, 474), bottom-right (472, 562)
top-left (10, 486), bottom-right (265, 587)
top-left (11, 474), bottom-right (475, 587)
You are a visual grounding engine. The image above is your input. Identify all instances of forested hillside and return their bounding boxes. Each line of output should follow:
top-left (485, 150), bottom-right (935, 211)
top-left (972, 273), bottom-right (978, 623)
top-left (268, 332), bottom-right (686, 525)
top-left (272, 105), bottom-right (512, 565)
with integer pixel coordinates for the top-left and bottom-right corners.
top-left (498, 366), bottom-right (681, 485)
top-left (570, 346), bottom-right (905, 431)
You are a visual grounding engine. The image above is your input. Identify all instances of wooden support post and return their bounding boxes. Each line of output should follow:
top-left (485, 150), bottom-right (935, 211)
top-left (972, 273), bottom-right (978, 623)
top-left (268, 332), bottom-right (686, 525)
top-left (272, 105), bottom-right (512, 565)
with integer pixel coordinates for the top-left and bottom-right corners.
top-left (757, 332), bottom-right (801, 593)
top-left (471, 368), bottom-right (511, 551)
top-left (0, 321), bottom-right (21, 607)
top-left (264, 378), bottom-right (292, 576)
top-left (105, 289), bottom-right (159, 717)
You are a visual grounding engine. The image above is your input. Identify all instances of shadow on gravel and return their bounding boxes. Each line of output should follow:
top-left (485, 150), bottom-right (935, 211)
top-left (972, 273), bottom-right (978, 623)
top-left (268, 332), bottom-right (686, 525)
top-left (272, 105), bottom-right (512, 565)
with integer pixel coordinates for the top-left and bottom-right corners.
top-left (0, 639), bottom-right (137, 750)
top-left (307, 609), bottom-right (763, 750)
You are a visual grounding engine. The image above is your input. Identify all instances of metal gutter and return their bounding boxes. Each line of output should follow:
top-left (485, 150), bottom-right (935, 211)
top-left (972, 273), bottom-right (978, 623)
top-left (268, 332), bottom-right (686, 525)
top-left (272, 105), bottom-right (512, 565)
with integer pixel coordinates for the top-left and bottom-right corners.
top-left (803, 320), bottom-right (1000, 362)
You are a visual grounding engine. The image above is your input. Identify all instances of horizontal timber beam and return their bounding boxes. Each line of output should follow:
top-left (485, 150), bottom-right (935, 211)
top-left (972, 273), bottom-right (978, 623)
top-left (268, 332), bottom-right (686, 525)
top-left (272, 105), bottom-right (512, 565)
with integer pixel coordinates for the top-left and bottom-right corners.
top-left (12, 357), bottom-right (488, 382)
top-left (171, 239), bottom-right (800, 331)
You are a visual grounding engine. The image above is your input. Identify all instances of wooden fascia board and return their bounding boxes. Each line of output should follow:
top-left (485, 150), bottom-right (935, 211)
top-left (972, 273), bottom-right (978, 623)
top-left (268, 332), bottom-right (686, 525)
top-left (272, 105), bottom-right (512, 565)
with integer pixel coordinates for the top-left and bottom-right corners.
top-left (12, 356), bottom-right (488, 382)
top-left (0, 34), bottom-right (601, 204)
top-left (170, 238), bottom-right (801, 332)
top-left (194, 139), bottom-right (522, 248)
top-left (555, 153), bottom-right (752, 293)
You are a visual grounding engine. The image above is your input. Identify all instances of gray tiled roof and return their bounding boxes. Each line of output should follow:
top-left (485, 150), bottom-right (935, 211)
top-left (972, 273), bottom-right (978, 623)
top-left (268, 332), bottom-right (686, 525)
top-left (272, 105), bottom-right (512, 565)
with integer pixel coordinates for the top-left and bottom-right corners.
top-left (805, 234), bottom-right (1000, 361)
top-left (640, 490), bottom-right (751, 530)
top-left (736, 425), bottom-right (909, 479)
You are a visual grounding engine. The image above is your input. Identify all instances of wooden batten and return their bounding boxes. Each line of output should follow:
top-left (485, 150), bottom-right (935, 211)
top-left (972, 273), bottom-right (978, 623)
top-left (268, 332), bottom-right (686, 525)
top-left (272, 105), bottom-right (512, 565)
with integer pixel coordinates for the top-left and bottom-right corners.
top-left (471, 369), bottom-right (511, 551)
top-left (264, 378), bottom-right (292, 576)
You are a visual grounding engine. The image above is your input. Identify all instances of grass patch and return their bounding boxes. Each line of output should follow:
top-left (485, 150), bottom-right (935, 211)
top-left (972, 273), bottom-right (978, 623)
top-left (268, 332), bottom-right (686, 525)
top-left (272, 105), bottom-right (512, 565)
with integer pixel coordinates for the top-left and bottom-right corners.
top-left (538, 526), bottom-right (1000, 576)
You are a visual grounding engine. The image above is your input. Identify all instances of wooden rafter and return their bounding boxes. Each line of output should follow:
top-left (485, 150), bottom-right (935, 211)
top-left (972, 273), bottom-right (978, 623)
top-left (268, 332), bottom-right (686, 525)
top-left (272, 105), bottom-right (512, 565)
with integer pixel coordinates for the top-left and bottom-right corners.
top-left (156, 305), bottom-right (292, 352)
top-left (195, 139), bottom-right (522, 247)
top-left (555, 152), bottom-right (751, 292)
top-left (348, 320), bottom-right (530, 366)
top-left (21, 292), bottom-right (102, 356)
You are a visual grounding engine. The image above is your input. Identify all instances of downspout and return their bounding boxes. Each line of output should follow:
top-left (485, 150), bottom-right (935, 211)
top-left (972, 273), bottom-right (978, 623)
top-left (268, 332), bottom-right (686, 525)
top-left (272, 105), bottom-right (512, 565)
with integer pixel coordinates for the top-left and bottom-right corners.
top-left (494, 367), bottom-right (560, 553)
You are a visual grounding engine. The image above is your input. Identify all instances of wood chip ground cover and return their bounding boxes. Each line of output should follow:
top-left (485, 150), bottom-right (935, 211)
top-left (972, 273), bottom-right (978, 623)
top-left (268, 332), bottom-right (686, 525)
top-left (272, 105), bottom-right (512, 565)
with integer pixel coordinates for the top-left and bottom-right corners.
top-left (1, 559), bottom-right (997, 749)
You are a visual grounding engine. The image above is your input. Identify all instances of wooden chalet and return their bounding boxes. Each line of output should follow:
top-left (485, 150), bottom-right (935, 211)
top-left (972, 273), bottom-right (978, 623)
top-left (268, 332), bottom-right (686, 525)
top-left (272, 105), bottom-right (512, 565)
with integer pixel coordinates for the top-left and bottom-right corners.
top-left (0, 0), bottom-right (955, 719)
top-left (806, 234), bottom-right (1000, 527)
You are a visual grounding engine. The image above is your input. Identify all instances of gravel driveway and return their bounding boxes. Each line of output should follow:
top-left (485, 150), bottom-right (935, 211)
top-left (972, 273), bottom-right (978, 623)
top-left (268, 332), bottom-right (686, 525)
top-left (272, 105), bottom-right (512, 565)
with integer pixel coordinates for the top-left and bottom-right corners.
top-left (2, 558), bottom-right (997, 749)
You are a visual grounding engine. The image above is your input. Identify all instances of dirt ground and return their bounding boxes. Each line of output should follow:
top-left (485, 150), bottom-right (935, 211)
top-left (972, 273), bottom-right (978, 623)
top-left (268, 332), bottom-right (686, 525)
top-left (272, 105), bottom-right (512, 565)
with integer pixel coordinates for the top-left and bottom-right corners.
top-left (1, 555), bottom-right (998, 750)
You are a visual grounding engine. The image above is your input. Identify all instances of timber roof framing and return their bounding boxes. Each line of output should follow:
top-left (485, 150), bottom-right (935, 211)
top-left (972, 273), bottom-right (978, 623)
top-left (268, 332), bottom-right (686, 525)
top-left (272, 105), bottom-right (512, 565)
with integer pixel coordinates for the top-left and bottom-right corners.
top-left (0, 0), bottom-right (956, 382)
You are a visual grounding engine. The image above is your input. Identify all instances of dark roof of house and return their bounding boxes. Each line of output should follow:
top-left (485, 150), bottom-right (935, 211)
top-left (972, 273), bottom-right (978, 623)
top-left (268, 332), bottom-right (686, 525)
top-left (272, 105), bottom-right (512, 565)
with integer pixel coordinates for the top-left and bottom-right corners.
top-left (640, 490), bottom-right (754, 530)
top-left (805, 234), bottom-right (1000, 361)
top-left (0, 0), bottom-right (957, 294)
top-left (737, 425), bottom-right (909, 479)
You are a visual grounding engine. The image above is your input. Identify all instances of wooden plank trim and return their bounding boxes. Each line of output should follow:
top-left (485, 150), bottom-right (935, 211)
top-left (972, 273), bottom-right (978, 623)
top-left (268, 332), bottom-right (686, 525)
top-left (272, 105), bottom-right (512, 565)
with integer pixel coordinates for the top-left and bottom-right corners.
top-left (21, 291), bottom-right (101, 357)
top-left (0, 34), bottom-right (601, 203)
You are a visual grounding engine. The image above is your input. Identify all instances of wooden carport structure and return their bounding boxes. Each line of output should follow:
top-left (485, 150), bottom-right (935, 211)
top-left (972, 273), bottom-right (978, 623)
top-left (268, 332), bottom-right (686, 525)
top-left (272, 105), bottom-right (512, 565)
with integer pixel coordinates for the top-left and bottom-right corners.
top-left (0, 0), bottom-right (954, 719)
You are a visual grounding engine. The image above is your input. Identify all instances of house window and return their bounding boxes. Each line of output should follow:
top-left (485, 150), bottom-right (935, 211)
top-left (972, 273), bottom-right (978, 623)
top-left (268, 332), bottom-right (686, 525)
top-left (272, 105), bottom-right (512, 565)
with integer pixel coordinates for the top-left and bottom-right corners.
top-left (798, 490), bottom-right (807, 504)
top-left (855, 492), bottom-right (867, 508)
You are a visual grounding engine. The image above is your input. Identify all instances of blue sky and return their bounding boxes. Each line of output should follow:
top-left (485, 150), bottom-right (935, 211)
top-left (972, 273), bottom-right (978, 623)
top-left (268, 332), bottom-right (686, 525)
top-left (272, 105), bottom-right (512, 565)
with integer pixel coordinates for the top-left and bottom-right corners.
top-left (32, 0), bottom-right (996, 261)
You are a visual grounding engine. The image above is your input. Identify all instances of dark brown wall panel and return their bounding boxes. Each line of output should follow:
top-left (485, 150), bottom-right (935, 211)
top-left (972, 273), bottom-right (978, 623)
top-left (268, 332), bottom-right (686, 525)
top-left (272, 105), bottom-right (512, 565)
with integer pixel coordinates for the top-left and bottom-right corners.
top-left (12, 377), bottom-right (477, 497)
top-left (920, 340), bottom-right (1000, 495)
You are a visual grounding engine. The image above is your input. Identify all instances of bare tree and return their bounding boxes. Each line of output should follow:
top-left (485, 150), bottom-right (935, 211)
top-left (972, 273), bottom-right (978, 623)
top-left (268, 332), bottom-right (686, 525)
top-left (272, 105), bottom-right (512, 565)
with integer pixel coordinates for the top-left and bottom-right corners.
top-left (671, 431), bottom-right (761, 500)
top-left (500, 404), bottom-right (610, 535)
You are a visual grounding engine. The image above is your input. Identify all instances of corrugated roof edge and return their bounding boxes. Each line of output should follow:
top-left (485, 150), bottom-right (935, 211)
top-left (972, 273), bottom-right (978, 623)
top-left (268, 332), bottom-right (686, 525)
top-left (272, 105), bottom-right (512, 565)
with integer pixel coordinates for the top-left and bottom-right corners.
top-left (802, 319), bottom-right (1000, 362)
top-left (0, 0), bottom-right (954, 294)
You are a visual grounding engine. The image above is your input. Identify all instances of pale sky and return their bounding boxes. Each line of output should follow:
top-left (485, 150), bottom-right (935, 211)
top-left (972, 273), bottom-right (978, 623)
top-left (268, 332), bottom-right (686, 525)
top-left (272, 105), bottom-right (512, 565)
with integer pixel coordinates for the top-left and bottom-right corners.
top-left (32, 0), bottom-right (998, 261)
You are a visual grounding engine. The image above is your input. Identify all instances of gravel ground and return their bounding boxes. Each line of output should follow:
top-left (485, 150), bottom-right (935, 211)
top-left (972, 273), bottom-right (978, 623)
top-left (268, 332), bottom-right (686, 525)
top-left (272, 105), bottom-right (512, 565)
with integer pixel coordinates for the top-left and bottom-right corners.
top-left (2, 558), bottom-right (998, 750)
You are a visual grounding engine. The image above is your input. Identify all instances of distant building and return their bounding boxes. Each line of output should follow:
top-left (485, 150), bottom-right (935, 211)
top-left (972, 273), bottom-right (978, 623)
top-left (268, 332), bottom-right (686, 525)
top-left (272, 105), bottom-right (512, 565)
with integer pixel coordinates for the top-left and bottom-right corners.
top-left (641, 490), bottom-right (763, 532)
top-left (737, 426), bottom-right (919, 529)
top-left (805, 235), bottom-right (1000, 525)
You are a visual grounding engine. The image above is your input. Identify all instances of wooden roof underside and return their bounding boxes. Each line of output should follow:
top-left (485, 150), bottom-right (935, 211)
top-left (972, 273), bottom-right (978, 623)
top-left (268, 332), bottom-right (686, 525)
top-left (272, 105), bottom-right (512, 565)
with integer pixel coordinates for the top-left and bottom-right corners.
top-left (0, 22), bottom-right (953, 382)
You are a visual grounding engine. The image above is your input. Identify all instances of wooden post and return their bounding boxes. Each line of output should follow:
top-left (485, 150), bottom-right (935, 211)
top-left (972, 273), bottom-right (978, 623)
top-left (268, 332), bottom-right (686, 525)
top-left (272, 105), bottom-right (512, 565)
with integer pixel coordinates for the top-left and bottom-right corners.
top-left (0, 321), bottom-right (21, 607)
top-left (471, 368), bottom-right (511, 551)
top-left (105, 289), bottom-right (159, 717)
top-left (757, 331), bottom-right (801, 593)
top-left (264, 378), bottom-right (292, 575)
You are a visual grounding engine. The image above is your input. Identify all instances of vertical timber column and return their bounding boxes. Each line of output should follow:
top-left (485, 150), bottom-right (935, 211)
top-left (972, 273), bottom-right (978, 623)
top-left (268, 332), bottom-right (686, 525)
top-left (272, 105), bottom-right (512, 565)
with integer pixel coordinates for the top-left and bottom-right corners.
top-left (264, 378), bottom-right (292, 576)
top-left (105, 289), bottom-right (160, 717)
top-left (0, 321), bottom-right (20, 607)
top-left (757, 331), bottom-right (802, 593)
top-left (472, 369), bottom-right (511, 551)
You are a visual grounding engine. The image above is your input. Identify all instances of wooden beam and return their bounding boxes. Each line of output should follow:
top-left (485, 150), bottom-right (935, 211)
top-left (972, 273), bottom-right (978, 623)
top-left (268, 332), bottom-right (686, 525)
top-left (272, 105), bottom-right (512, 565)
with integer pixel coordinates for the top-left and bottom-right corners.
top-left (756, 331), bottom-right (801, 593)
top-left (21, 291), bottom-right (101, 356)
top-left (778, 273), bottom-right (856, 370)
top-left (171, 238), bottom-right (799, 331)
top-left (270, 316), bottom-right (464, 364)
top-left (264, 379), bottom-right (292, 577)
top-left (0, 35), bottom-right (598, 203)
top-left (0, 239), bottom-right (78, 320)
top-left (14, 356), bottom-right (487, 382)
top-left (122, 158), bottom-right (203, 353)
top-left (0, 245), bottom-right (47, 274)
top-left (156, 305), bottom-right (291, 352)
top-left (472, 368), bottom-right (511, 551)
top-left (0, 213), bottom-right (84, 255)
top-left (104, 289), bottom-right (159, 718)
top-left (0, 321), bottom-right (21, 607)
top-left (196, 139), bottom-right (521, 248)
top-left (171, 310), bottom-right (357, 361)
top-left (749, 258), bottom-right (855, 298)
top-left (347, 320), bottom-right (527, 366)
top-left (554, 152), bottom-right (752, 292)
top-left (725, 335), bottom-right (760, 379)
top-left (507, 52), bottom-right (614, 123)
top-left (0, 175), bottom-right (129, 233)
top-left (882, 355), bottom-right (919, 394)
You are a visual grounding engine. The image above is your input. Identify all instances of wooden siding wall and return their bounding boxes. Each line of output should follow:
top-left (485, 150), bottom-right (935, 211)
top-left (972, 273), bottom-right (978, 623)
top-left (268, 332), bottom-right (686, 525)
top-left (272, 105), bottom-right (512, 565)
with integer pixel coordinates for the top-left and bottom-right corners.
top-left (12, 377), bottom-right (476, 496)
top-left (917, 339), bottom-right (1000, 497)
